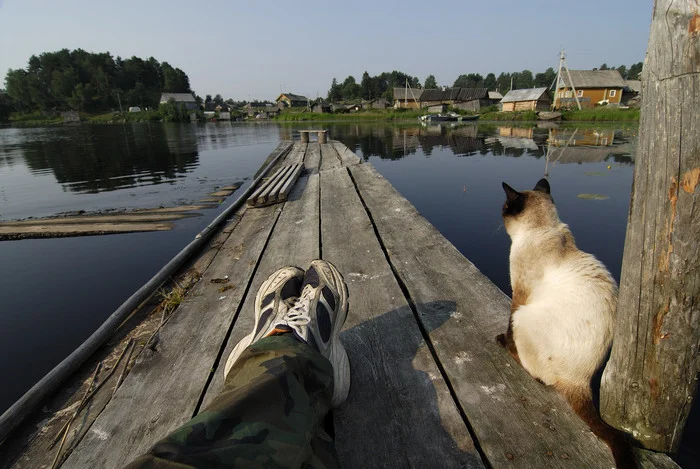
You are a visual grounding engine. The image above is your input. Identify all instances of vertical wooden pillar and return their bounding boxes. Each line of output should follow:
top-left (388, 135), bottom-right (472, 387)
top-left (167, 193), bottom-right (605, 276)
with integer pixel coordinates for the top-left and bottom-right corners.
top-left (600, 0), bottom-right (700, 453)
top-left (300, 131), bottom-right (309, 144)
top-left (318, 130), bottom-right (328, 144)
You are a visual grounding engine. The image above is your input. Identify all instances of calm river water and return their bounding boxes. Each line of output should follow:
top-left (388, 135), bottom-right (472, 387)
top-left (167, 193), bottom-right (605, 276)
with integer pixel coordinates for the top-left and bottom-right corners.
top-left (0, 120), bottom-right (653, 452)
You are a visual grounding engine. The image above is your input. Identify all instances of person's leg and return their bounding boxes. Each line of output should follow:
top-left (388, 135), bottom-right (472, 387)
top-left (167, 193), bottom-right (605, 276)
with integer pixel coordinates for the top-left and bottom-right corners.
top-left (126, 261), bottom-right (349, 469)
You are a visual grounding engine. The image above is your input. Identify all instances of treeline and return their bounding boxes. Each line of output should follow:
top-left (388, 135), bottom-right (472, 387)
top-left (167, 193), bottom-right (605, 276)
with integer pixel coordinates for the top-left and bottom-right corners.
top-left (327, 71), bottom-right (421, 102)
top-left (328, 62), bottom-right (643, 102)
top-left (3, 49), bottom-right (192, 113)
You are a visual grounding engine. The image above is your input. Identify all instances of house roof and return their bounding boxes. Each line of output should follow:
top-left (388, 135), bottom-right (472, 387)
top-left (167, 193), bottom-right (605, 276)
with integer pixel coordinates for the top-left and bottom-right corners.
top-left (160, 92), bottom-right (196, 103)
top-left (418, 88), bottom-right (488, 102)
top-left (488, 91), bottom-right (504, 100)
top-left (204, 102), bottom-right (217, 111)
top-left (393, 87), bottom-right (424, 101)
top-left (277, 93), bottom-right (308, 102)
top-left (560, 70), bottom-right (626, 89)
top-left (501, 87), bottom-right (549, 103)
top-left (624, 80), bottom-right (641, 93)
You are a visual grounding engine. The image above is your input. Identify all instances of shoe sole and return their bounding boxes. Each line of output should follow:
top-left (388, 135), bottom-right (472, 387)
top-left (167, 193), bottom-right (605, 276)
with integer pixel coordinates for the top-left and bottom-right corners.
top-left (313, 260), bottom-right (350, 407)
top-left (224, 266), bottom-right (303, 379)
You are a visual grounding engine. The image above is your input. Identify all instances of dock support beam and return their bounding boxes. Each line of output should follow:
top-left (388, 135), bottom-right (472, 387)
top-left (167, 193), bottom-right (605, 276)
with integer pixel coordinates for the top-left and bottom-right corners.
top-left (600, 0), bottom-right (700, 453)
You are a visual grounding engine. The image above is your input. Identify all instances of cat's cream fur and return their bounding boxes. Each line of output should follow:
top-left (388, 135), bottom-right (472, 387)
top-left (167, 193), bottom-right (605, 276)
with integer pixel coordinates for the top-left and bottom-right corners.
top-left (498, 179), bottom-right (635, 468)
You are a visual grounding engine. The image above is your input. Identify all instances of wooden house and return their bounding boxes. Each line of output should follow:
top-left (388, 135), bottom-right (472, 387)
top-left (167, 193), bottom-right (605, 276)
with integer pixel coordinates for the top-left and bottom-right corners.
top-left (312, 101), bottom-right (331, 113)
top-left (487, 91), bottom-right (503, 106)
top-left (362, 98), bottom-right (390, 110)
top-left (419, 88), bottom-right (490, 111)
top-left (554, 70), bottom-right (626, 109)
top-left (159, 93), bottom-right (198, 110)
top-left (500, 88), bottom-right (552, 112)
top-left (393, 87), bottom-right (423, 108)
top-left (275, 93), bottom-right (308, 108)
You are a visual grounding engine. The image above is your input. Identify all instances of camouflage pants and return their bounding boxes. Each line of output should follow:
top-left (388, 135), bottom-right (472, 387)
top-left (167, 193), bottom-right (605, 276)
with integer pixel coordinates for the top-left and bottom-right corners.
top-left (125, 335), bottom-right (339, 469)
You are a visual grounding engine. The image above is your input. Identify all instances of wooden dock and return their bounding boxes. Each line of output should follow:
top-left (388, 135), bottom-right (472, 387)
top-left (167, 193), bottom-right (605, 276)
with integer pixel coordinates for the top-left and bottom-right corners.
top-left (5, 141), bottom-right (678, 468)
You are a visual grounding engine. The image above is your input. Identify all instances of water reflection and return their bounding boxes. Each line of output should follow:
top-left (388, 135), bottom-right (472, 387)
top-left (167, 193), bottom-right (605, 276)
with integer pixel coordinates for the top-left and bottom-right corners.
top-left (19, 125), bottom-right (199, 193)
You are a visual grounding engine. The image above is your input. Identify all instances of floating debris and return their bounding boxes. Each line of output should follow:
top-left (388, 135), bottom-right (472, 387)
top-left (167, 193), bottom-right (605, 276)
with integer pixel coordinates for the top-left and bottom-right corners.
top-left (577, 193), bottom-right (610, 200)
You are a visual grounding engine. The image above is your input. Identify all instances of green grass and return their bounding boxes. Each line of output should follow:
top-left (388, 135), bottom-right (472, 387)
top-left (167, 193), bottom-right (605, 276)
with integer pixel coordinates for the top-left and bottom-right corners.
top-left (561, 108), bottom-right (640, 122)
top-left (273, 109), bottom-right (425, 122)
top-left (9, 111), bottom-right (63, 125)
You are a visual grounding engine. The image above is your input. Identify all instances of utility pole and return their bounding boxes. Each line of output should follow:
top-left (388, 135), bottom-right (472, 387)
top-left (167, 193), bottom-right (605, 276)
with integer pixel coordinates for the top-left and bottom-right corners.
top-left (555, 50), bottom-right (581, 110)
top-left (116, 91), bottom-right (123, 113)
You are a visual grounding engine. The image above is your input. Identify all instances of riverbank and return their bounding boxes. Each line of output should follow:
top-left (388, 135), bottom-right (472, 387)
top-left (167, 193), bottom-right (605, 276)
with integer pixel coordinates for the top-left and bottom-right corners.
top-left (4, 106), bottom-right (640, 126)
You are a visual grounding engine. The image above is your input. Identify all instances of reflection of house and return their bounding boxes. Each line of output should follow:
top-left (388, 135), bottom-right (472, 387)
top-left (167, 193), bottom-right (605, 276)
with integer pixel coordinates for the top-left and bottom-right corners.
top-left (495, 127), bottom-right (538, 150)
top-left (548, 147), bottom-right (612, 164)
top-left (276, 93), bottom-right (308, 108)
top-left (419, 88), bottom-right (490, 111)
top-left (549, 128), bottom-right (615, 147)
top-left (501, 88), bottom-right (551, 112)
top-left (554, 70), bottom-right (626, 109)
top-left (393, 87), bottom-right (424, 108)
top-left (160, 92), bottom-right (198, 110)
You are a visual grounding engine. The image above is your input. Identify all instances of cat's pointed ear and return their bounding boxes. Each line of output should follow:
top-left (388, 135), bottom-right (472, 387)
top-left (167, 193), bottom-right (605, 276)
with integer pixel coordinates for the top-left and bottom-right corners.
top-left (533, 178), bottom-right (550, 194)
top-left (502, 182), bottom-right (521, 201)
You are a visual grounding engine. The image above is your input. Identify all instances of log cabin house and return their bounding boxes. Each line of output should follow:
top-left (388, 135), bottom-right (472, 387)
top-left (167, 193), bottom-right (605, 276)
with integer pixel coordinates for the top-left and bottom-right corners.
top-left (500, 87), bottom-right (552, 112)
top-left (393, 87), bottom-right (423, 108)
top-left (275, 93), bottom-right (308, 108)
top-left (554, 69), bottom-right (626, 109)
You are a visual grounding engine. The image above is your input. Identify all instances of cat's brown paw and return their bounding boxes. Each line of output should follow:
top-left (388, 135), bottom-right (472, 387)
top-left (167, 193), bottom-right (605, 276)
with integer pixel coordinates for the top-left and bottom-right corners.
top-left (496, 333), bottom-right (508, 348)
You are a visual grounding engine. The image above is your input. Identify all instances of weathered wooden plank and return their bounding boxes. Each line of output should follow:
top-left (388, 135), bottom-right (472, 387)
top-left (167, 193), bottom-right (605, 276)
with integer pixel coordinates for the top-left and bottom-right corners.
top-left (283, 141), bottom-right (306, 165)
top-left (199, 172), bottom-right (321, 409)
top-left (638, 450), bottom-right (681, 469)
top-left (319, 143), bottom-right (341, 171)
top-left (63, 205), bottom-right (282, 469)
top-left (275, 164), bottom-right (303, 204)
top-left (600, 0), bottom-right (700, 453)
top-left (320, 166), bottom-right (484, 469)
top-left (349, 163), bottom-right (618, 468)
top-left (258, 165), bottom-right (294, 205)
top-left (303, 142), bottom-right (321, 173)
top-left (331, 140), bottom-right (361, 166)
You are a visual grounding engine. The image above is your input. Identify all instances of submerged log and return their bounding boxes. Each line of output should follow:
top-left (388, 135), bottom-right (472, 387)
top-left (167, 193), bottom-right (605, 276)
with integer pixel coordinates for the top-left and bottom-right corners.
top-left (600, 0), bottom-right (700, 453)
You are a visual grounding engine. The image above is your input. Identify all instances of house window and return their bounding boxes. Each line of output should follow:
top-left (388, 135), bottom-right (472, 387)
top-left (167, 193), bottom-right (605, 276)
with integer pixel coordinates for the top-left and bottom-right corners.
top-left (609, 89), bottom-right (616, 97)
top-left (577, 90), bottom-right (584, 97)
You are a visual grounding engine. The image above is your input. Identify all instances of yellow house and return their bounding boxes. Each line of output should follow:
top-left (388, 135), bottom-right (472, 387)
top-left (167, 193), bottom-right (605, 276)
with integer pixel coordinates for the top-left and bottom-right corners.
top-left (554, 70), bottom-right (626, 109)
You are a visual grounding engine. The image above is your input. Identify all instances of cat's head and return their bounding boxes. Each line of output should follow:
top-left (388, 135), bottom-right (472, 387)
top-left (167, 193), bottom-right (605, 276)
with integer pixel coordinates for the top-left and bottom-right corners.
top-left (501, 178), bottom-right (559, 235)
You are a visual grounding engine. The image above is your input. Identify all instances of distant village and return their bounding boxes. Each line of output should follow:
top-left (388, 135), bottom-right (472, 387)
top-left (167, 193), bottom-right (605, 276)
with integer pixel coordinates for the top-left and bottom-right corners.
top-left (158, 69), bottom-right (641, 121)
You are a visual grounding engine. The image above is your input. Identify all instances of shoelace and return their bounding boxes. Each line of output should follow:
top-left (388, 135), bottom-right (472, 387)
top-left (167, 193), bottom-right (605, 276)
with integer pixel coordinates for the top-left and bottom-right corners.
top-left (281, 285), bottom-right (315, 338)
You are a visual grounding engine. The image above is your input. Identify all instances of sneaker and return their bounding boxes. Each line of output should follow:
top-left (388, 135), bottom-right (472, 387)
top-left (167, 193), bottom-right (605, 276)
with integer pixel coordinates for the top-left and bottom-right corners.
top-left (279, 260), bottom-right (350, 407)
top-left (224, 266), bottom-right (304, 378)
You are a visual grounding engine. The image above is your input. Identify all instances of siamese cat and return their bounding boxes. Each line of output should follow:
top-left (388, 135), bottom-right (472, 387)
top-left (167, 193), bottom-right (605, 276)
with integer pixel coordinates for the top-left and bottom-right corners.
top-left (497, 178), bottom-right (635, 469)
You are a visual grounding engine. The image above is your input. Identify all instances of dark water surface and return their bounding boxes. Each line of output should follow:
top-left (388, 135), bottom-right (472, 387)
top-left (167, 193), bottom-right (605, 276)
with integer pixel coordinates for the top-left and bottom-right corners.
top-left (0, 121), bottom-right (642, 437)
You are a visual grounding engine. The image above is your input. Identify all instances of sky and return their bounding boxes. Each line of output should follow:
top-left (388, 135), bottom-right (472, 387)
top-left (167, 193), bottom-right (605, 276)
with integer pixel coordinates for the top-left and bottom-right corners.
top-left (0, 0), bottom-right (653, 101)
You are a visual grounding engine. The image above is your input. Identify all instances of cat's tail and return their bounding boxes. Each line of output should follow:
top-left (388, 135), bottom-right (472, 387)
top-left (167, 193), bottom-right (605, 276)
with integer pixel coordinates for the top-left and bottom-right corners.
top-left (556, 382), bottom-right (637, 469)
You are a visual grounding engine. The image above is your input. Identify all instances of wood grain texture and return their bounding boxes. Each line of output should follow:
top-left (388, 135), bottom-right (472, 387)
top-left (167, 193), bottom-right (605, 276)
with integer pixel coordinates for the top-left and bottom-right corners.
top-left (319, 143), bottom-right (341, 171)
top-left (600, 0), bottom-right (700, 452)
top-left (349, 163), bottom-right (618, 468)
top-left (199, 172), bottom-right (321, 409)
top-left (62, 205), bottom-right (281, 469)
top-left (320, 166), bottom-right (484, 469)
top-left (331, 140), bottom-right (361, 166)
top-left (304, 142), bottom-right (321, 173)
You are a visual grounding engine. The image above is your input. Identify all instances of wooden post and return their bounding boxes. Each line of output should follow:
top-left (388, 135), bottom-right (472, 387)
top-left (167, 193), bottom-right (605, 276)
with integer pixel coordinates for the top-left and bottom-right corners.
top-left (600, 0), bottom-right (700, 453)
top-left (318, 130), bottom-right (328, 144)
top-left (300, 131), bottom-right (309, 144)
